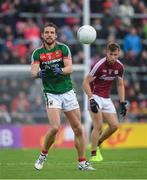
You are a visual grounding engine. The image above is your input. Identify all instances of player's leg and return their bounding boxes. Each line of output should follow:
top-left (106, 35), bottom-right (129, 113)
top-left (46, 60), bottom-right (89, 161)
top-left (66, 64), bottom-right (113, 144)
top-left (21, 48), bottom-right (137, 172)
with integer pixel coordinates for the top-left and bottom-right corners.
top-left (34, 108), bottom-right (61, 170)
top-left (89, 111), bottom-right (103, 162)
top-left (34, 93), bottom-right (62, 170)
top-left (63, 90), bottom-right (95, 170)
top-left (43, 108), bottom-right (61, 151)
top-left (97, 97), bottom-right (119, 145)
top-left (65, 108), bottom-right (95, 170)
top-left (98, 112), bottom-right (119, 145)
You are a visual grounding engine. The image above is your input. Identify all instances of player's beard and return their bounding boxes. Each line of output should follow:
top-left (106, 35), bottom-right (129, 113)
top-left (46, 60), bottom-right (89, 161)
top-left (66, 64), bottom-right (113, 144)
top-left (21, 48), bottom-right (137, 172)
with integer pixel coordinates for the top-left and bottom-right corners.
top-left (108, 59), bottom-right (115, 65)
top-left (43, 38), bottom-right (55, 46)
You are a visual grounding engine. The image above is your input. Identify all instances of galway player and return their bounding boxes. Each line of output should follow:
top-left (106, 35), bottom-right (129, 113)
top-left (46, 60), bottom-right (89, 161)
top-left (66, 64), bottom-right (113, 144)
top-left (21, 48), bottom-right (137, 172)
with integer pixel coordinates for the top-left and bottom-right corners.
top-left (82, 42), bottom-right (127, 162)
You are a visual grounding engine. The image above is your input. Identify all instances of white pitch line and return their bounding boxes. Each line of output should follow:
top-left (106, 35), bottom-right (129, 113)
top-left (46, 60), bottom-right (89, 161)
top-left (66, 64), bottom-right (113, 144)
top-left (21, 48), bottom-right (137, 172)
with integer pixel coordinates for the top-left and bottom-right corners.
top-left (0, 161), bottom-right (145, 166)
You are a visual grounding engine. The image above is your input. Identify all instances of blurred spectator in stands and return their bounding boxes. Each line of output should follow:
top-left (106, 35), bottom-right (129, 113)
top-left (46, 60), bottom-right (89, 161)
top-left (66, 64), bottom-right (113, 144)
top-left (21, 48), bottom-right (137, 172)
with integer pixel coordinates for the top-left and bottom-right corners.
top-left (59, 25), bottom-right (75, 43)
top-left (22, 0), bottom-right (41, 12)
top-left (101, 8), bottom-right (114, 39)
top-left (138, 1), bottom-right (147, 14)
top-left (142, 19), bottom-right (147, 39)
top-left (123, 27), bottom-right (142, 65)
top-left (128, 101), bottom-right (140, 122)
top-left (92, 18), bottom-right (106, 39)
top-left (119, 0), bottom-right (134, 27)
top-left (60, 0), bottom-right (81, 13)
top-left (28, 80), bottom-right (43, 102)
top-left (23, 19), bottom-right (41, 49)
top-left (140, 100), bottom-right (147, 115)
top-left (73, 50), bottom-right (84, 64)
top-left (31, 95), bottom-right (47, 123)
top-left (11, 91), bottom-right (32, 124)
top-left (0, 104), bottom-right (11, 124)
top-left (140, 50), bottom-right (147, 66)
top-left (110, 0), bottom-right (121, 17)
top-left (131, 0), bottom-right (141, 13)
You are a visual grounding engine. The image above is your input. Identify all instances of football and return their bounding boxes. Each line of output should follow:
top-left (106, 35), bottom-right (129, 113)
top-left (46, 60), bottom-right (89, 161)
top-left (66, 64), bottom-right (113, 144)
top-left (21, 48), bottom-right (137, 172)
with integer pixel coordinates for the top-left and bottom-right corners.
top-left (77, 25), bottom-right (97, 44)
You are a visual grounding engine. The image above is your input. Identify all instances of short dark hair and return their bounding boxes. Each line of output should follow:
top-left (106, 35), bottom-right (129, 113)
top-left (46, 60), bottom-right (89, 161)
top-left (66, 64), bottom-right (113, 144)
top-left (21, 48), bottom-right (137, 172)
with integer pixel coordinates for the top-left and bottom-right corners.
top-left (41, 22), bottom-right (58, 33)
top-left (107, 42), bottom-right (120, 51)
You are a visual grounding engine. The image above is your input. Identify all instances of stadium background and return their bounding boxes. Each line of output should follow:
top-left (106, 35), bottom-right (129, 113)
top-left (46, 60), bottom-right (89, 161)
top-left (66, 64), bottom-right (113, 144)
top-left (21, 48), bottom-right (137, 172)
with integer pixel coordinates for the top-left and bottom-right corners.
top-left (0, 0), bottom-right (147, 150)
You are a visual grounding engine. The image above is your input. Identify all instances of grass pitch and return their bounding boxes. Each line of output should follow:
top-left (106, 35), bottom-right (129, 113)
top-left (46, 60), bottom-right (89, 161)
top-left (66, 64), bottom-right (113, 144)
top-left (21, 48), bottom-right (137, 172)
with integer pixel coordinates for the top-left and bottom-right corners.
top-left (0, 148), bottom-right (147, 179)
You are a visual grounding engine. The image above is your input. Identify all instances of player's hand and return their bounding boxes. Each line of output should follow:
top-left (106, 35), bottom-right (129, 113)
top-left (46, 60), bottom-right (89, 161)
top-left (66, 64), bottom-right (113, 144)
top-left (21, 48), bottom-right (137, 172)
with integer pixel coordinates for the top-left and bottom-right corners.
top-left (120, 101), bottom-right (127, 117)
top-left (37, 69), bottom-right (47, 79)
top-left (51, 66), bottom-right (63, 76)
top-left (89, 97), bottom-right (99, 113)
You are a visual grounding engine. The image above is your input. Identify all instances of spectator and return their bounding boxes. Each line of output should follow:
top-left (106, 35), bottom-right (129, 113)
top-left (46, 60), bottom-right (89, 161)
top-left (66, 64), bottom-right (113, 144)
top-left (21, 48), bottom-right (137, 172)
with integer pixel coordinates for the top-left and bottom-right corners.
top-left (123, 27), bottom-right (142, 65)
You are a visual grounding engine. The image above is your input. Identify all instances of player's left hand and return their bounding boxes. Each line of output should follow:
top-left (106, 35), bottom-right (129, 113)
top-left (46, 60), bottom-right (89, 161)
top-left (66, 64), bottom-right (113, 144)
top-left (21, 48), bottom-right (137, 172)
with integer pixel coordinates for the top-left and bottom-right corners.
top-left (120, 101), bottom-right (127, 117)
top-left (51, 66), bottom-right (63, 75)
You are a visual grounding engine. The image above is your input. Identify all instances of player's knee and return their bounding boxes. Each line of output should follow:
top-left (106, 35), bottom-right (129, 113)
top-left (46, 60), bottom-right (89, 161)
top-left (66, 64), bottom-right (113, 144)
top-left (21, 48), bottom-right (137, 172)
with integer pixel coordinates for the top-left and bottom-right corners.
top-left (50, 126), bottom-right (59, 136)
top-left (73, 125), bottom-right (83, 137)
top-left (110, 123), bottom-right (120, 132)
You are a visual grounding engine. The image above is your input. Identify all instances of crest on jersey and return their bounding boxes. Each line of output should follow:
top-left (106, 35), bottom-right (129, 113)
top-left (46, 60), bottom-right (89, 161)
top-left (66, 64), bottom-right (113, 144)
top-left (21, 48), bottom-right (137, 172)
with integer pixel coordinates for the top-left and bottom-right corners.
top-left (108, 69), bottom-right (113, 74)
top-left (48, 100), bottom-right (53, 106)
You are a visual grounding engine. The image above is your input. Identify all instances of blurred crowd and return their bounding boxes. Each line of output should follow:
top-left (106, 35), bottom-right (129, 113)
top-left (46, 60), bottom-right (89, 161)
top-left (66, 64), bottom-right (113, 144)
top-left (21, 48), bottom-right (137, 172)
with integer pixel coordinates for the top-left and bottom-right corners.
top-left (0, 0), bottom-right (147, 124)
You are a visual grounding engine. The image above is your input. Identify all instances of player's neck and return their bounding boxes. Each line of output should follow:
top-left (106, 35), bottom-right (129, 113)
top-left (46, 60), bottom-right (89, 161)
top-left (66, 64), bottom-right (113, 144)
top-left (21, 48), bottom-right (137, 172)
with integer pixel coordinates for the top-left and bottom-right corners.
top-left (43, 42), bottom-right (56, 50)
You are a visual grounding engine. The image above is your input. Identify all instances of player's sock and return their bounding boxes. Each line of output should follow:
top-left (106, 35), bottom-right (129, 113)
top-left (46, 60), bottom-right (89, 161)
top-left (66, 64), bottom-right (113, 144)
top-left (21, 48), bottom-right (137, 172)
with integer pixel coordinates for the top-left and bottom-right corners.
top-left (90, 147), bottom-right (103, 162)
top-left (41, 149), bottom-right (48, 155)
top-left (78, 157), bottom-right (86, 162)
top-left (91, 150), bottom-right (96, 156)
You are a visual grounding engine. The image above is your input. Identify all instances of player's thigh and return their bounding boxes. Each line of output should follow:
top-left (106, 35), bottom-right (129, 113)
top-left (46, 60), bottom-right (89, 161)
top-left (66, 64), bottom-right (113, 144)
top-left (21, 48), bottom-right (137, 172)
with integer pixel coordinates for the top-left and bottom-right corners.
top-left (101, 98), bottom-right (116, 113)
top-left (44, 92), bottom-right (62, 109)
top-left (62, 90), bottom-right (80, 112)
top-left (64, 108), bottom-right (82, 129)
top-left (46, 107), bottom-right (61, 128)
top-left (103, 112), bottom-right (119, 128)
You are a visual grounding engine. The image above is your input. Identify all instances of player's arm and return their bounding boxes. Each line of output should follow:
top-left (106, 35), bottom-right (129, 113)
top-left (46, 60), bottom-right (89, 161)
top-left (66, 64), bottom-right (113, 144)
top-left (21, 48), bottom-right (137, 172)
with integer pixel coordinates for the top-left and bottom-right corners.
top-left (31, 50), bottom-right (46, 79)
top-left (117, 76), bottom-right (127, 117)
top-left (116, 77), bottom-right (125, 102)
top-left (82, 74), bottom-right (95, 99)
top-left (62, 57), bottom-right (72, 74)
top-left (31, 63), bottom-right (40, 78)
top-left (82, 74), bottom-right (99, 113)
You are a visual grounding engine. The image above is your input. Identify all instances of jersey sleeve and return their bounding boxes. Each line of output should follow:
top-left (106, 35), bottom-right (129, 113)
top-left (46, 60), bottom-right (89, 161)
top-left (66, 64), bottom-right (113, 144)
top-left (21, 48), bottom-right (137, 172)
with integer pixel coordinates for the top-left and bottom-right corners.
top-left (118, 65), bottom-right (124, 78)
top-left (31, 49), bottom-right (40, 64)
top-left (89, 61), bottom-right (100, 76)
top-left (62, 44), bottom-right (72, 60)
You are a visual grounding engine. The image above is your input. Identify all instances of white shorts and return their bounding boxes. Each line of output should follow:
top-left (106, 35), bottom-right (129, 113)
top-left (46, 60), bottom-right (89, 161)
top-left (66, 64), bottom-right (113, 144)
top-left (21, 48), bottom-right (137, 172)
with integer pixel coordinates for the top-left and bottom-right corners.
top-left (88, 95), bottom-right (116, 113)
top-left (44, 89), bottom-right (79, 112)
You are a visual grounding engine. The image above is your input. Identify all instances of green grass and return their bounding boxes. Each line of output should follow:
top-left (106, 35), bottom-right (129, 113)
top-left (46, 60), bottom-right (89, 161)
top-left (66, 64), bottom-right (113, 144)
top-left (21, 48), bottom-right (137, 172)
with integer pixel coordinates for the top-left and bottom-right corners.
top-left (0, 148), bottom-right (147, 179)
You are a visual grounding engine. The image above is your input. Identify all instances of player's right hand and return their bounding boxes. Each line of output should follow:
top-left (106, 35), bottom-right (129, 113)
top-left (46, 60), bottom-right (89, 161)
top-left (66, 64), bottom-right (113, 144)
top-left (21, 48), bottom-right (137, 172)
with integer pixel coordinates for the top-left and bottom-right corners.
top-left (89, 97), bottom-right (99, 113)
top-left (37, 69), bottom-right (47, 79)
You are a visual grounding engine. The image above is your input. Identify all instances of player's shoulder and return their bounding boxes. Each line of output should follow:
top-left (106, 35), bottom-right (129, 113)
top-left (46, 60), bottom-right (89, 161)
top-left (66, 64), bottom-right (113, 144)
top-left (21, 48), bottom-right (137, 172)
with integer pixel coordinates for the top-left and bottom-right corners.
top-left (56, 41), bottom-right (70, 49)
top-left (32, 45), bottom-right (44, 55)
top-left (93, 57), bottom-right (106, 67)
top-left (116, 59), bottom-right (124, 68)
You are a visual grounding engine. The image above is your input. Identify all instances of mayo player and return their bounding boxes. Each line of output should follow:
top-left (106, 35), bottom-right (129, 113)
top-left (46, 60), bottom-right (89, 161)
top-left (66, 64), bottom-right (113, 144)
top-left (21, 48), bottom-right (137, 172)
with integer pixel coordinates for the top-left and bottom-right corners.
top-left (31, 22), bottom-right (94, 170)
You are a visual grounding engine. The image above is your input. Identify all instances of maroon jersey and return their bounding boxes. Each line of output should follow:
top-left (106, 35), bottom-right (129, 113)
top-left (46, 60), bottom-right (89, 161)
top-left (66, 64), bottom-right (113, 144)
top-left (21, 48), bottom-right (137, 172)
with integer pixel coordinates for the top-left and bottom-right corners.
top-left (90, 57), bottom-right (124, 98)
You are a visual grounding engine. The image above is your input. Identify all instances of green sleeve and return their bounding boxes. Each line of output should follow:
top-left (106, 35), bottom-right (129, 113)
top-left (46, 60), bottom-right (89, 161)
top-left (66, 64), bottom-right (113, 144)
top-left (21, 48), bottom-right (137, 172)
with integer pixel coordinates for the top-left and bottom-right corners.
top-left (62, 44), bottom-right (72, 59)
top-left (31, 49), bottom-right (40, 63)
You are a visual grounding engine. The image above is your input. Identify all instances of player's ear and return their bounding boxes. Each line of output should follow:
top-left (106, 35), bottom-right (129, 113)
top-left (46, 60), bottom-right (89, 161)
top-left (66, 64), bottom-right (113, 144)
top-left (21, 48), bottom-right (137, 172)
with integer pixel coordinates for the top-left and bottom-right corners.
top-left (41, 33), bottom-right (43, 39)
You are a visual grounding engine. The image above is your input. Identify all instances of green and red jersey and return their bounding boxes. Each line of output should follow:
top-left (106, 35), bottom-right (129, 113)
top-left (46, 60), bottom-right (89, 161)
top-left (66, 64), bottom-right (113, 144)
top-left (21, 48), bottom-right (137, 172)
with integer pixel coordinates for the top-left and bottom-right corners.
top-left (31, 42), bottom-right (73, 94)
